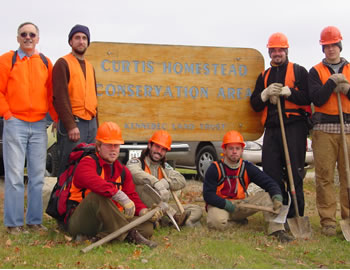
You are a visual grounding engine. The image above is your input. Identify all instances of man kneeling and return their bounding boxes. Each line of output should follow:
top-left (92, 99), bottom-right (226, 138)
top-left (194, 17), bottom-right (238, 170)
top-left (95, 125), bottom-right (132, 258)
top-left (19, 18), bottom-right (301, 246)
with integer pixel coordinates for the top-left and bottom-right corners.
top-left (203, 130), bottom-right (294, 243)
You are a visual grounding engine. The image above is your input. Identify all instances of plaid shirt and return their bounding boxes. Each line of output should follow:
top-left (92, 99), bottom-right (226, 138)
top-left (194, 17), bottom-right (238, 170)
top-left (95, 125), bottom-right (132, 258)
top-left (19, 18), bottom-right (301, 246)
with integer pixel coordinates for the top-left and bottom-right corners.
top-left (313, 123), bottom-right (350, 134)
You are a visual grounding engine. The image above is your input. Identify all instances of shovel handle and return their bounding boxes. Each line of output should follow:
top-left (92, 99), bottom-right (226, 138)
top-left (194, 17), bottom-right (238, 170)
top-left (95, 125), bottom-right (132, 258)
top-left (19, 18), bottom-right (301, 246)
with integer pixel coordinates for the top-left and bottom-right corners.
top-left (81, 207), bottom-right (158, 253)
top-left (239, 203), bottom-right (279, 214)
top-left (277, 98), bottom-right (300, 217)
top-left (336, 93), bottom-right (350, 213)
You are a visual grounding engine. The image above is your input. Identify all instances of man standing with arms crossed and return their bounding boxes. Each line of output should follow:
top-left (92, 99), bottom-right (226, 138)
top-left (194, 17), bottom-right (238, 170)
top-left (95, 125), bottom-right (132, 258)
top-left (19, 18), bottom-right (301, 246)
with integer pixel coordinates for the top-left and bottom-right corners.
top-left (309, 26), bottom-right (350, 236)
top-left (53, 24), bottom-right (98, 177)
top-left (0, 22), bottom-right (57, 234)
top-left (250, 32), bottom-right (311, 224)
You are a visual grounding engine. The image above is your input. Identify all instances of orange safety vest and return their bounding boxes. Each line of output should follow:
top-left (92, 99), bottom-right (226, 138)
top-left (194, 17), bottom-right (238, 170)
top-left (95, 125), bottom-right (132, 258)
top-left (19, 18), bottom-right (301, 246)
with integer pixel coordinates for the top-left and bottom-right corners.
top-left (213, 159), bottom-right (249, 200)
top-left (62, 53), bottom-right (97, 120)
top-left (261, 62), bottom-right (311, 126)
top-left (144, 162), bottom-right (164, 180)
top-left (69, 157), bottom-right (124, 211)
top-left (313, 62), bottom-right (350, 115)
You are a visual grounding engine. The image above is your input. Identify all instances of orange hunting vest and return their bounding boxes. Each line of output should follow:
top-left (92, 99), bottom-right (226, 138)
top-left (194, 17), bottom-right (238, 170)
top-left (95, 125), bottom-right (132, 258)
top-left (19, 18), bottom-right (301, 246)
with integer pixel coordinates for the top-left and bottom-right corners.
top-left (69, 157), bottom-right (124, 211)
top-left (144, 163), bottom-right (164, 180)
top-left (63, 53), bottom-right (97, 120)
top-left (313, 62), bottom-right (350, 115)
top-left (261, 62), bottom-right (311, 126)
top-left (214, 159), bottom-right (249, 200)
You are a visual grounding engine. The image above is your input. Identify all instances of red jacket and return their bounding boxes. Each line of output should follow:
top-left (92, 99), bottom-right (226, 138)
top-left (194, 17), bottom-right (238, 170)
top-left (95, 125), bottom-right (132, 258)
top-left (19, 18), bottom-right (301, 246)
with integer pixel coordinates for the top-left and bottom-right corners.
top-left (73, 154), bottom-right (147, 216)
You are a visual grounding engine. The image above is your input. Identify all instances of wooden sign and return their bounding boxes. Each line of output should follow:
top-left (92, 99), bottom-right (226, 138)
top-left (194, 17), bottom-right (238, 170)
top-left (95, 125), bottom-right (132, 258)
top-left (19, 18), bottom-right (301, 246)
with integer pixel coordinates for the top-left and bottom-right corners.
top-left (85, 42), bottom-right (264, 141)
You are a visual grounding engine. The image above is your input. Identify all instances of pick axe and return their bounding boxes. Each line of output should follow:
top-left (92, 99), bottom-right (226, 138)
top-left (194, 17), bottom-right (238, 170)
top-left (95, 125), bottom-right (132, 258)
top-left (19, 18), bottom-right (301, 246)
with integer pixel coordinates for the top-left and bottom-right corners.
top-left (160, 167), bottom-right (185, 214)
top-left (81, 198), bottom-right (175, 253)
top-left (143, 184), bottom-right (181, 231)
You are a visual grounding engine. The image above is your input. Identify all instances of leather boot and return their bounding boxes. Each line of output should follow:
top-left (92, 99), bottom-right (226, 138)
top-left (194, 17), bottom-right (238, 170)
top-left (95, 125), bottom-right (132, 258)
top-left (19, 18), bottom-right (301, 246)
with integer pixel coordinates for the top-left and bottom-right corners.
top-left (126, 229), bottom-right (158, 248)
top-left (173, 210), bottom-right (191, 226)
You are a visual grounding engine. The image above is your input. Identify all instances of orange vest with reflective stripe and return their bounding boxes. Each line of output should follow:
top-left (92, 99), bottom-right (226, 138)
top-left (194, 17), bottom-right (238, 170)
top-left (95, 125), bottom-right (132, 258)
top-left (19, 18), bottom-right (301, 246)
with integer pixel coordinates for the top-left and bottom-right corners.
top-left (313, 62), bottom-right (350, 115)
top-left (261, 62), bottom-right (311, 126)
top-left (214, 159), bottom-right (249, 200)
top-left (69, 157), bottom-right (124, 211)
top-left (144, 163), bottom-right (164, 180)
top-left (63, 53), bottom-right (97, 120)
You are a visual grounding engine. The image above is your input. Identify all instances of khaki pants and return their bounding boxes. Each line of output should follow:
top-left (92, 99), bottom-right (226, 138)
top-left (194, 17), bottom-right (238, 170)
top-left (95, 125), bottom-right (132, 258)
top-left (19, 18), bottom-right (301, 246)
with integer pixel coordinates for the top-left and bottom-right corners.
top-left (312, 130), bottom-right (350, 227)
top-left (68, 193), bottom-right (154, 240)
top-left (206, 192), bottom-right (284, 235)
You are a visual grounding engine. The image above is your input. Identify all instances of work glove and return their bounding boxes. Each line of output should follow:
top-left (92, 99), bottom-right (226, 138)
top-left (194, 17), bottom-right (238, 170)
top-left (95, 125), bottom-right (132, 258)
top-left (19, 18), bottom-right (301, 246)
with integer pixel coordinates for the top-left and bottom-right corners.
top-left (261, 83), bottom-right (283, 102)
top-left (334, 82), bottom-right (350, 95)
top-left (269, 95), bottom-right (278, 105)
top-left (224, 200), bottom-right (241, 213)
top-left (272, 194), bottom-right (283, 213)
top-left (280, 86), bottom-right (291, 97)
top-left (154, 179), bottom-right (170, 202)
top-left (139, 205), bottom-right (164, 222)
top-left (329, 73), bottom-right (349, 85)
top-left (112, 190), bottom-right (135, 219)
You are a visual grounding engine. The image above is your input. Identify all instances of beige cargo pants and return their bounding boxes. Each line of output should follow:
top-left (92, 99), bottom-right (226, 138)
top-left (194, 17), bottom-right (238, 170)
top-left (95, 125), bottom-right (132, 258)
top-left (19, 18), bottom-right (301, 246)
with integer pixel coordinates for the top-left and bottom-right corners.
top-left (206, 191), bottom-right (284, 234)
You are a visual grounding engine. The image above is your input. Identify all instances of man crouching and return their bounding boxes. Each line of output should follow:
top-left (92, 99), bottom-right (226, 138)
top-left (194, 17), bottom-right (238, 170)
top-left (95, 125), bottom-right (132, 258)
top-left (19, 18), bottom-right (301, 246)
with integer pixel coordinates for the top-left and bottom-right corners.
top-left (66, 122), bottom-right (161, 248)
top-left (203, 130), bottom-right (294, 243)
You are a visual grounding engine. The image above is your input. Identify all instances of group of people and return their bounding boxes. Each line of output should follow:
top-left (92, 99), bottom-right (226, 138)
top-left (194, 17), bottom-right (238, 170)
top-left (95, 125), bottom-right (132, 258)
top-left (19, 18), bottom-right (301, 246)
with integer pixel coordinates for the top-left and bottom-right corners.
top-left (0, 21), bottom-right (349, 247)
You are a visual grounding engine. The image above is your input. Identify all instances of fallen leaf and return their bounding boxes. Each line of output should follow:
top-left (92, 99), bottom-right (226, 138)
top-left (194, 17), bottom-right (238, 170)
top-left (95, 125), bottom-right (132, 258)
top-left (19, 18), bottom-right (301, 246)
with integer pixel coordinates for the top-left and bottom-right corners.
top-left (133, 249), bottom-right (141, 259)
top-left (6, 239), bottom-right (12, 247)
top-left (14, 247), bottom-right (20, 253)
top-left (64, 235), bottom-right (72, 241)
top-left (141, 259), bottom-right (148, 264)
top-left (255, 247), bottom-right (262, 251)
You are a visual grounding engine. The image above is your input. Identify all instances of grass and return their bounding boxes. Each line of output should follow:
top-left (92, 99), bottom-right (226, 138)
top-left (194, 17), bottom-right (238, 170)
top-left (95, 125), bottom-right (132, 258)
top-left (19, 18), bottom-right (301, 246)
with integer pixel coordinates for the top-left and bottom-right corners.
top-left (1, 176), bottom-right (350, 268)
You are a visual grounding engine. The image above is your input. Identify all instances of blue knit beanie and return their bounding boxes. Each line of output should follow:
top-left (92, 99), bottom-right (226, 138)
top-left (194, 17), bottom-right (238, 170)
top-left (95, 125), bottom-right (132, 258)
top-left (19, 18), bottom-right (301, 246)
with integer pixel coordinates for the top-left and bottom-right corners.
top-left (68, 24), bottom-right (90, 45)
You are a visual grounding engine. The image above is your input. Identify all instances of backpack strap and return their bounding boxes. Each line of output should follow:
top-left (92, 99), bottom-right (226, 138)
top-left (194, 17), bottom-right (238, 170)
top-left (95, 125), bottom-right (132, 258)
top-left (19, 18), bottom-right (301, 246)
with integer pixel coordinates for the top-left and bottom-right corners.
top-left (140, 157), bottom-right (146, 171)
top-left (237, 160), bottom-right (248, 195)
top-left (11, 50), bottom-right (48, 70)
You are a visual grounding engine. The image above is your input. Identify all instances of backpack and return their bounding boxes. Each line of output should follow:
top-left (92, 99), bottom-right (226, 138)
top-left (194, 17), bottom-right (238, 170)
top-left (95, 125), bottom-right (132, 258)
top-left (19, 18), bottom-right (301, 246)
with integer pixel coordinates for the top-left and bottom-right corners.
top-left (12, 50), bottom-right (49, 70)
top-left (46, 143), bottom-right (100, 221)
top-left (213, 159), bottom-right (248, 196)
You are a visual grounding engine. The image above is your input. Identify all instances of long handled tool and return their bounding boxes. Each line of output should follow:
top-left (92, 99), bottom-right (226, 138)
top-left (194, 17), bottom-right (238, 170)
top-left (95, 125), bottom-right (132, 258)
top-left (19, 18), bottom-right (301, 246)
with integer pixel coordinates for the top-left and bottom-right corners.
top-left (337, 92), bottom-right (350, 241)
top-left (277, 98), bottom-right (312, 239)
top-left (160, 167), bottom-right (185, 214)
top-left (81, 207), bottom-right (159, 253)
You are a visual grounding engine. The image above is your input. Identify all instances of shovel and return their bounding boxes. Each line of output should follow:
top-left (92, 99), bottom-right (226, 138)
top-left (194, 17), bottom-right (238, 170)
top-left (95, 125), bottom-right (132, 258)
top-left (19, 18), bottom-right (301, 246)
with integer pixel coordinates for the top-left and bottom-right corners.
top-left (277, 98), bottom-right (312, 239)
top-left (239, 193), bottom-right (291, 224)
top-left (336, 92), bottom-right (350, 241)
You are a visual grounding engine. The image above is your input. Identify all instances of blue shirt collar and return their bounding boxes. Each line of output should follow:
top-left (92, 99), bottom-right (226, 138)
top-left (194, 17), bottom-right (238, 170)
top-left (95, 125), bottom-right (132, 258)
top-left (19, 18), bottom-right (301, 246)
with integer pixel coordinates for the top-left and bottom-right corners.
top-left (17, 48), bottom-right (38, 59)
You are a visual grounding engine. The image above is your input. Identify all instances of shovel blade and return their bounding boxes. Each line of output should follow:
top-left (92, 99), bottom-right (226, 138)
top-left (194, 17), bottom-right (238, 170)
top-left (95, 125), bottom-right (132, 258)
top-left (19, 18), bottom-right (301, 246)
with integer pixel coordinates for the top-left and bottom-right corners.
top-left (340, 219), bottom-right (350, 241)
top-left (271, 205), bottom-right (289, 224)
top-left (287, 216), bottom-right (312, 239)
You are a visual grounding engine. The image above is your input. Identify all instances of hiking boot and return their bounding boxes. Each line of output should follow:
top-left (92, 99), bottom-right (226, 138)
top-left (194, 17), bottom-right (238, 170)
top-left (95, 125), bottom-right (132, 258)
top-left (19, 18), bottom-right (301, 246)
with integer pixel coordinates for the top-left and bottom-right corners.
top-left (270, 230), bottom-right (295, 243)
top-left (284, 222), bottom-right (290, 232)
top-left (7, 226), bottom-right (29, 235)
top-left (321, 225), bottom-right (336, 236)
top-left (126, 229), bottom-right (158, 248)
top-left (174, 210), bottom-right (191, 227)
top-left (27, 224), bottom-right (48, 232)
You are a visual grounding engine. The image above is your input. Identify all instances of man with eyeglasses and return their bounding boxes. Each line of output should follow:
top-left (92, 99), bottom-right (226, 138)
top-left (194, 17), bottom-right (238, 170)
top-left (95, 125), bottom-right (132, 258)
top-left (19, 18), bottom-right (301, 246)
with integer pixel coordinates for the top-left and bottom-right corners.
top-left (0, 22), bottom-right (57, 234)
top-left (53, 24), bottom-right (98, 178)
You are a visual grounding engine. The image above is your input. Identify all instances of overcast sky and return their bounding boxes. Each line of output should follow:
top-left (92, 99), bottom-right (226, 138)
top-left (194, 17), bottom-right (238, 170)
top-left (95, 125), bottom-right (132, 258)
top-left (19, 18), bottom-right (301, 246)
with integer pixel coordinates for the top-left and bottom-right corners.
top-left (1, 0), bottom-right (349, 71)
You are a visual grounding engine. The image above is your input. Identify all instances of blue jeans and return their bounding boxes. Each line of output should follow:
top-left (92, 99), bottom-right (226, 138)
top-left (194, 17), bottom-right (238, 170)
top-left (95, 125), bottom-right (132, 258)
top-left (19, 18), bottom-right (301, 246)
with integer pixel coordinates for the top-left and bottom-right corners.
top-left (57, 117), bottom-right (97, 177)
top-left (3, 117), bottom-right (47, 227)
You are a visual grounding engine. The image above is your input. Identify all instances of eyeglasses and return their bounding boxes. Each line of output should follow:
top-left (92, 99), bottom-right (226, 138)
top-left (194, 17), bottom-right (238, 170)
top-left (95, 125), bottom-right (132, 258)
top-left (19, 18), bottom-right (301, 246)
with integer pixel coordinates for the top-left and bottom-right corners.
top-left (20, 32), bottom-right (36, 38)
